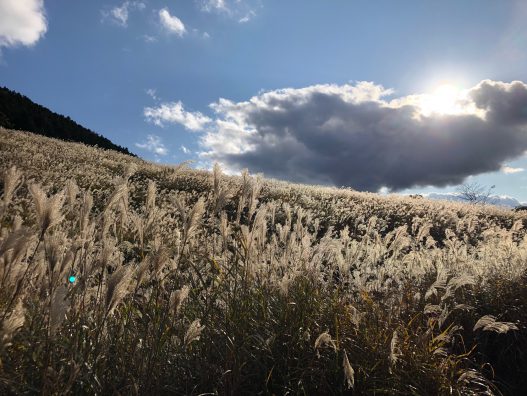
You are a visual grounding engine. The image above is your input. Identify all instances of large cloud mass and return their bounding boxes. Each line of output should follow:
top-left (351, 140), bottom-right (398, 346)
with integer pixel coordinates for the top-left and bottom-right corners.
top-left (199, 80), bottom-right (527, 191)
top-left (0, 0), bottom-right (47, 49)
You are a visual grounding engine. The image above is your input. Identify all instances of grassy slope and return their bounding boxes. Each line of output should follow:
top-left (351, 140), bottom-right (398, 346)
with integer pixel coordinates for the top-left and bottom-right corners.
top-left (1, 128), bottom-right (526, 395)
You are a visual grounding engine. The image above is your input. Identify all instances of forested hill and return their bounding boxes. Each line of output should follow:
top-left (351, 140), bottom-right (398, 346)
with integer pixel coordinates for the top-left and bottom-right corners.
top-left (0, 86), bottom-right (135, 156)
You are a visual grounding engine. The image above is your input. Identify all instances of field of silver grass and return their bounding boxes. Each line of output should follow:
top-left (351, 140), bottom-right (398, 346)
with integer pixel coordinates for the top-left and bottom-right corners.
top-left (1, 128), bottom-right (526, 395)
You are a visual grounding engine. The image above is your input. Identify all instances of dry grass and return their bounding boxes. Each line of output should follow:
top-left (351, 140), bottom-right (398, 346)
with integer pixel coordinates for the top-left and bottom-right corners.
top-left (0, 128), bottom-right (526, 395)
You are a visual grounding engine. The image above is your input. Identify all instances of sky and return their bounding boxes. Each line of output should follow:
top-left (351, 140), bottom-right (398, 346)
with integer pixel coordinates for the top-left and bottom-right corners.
top-left (1, 0), bottom-right (527, 202)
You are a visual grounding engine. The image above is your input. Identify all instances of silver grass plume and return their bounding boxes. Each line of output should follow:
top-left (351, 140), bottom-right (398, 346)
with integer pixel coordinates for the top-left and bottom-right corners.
top-left (1, 166), bottom-right (23, 209)
top-left (416, 222), bottom-right (432, 243)
top-left (213, 163), bottom-right (222, 197)
top-left (447, 274), bottom-right (476, 292)
top-left (124, 163), bottom-right (138, 180)
top-left (12, 215), bottom-right (23, 231)
top-left (105, 182), bottom-right (128, 213)
top-left (170, 285), bottom-right (190, 316)
top-left (65, 179), bottom-right (79, 208)
top-left (184, 319), bottom-right (205, 348)
top-left (183, 198), bottom-right (205, 243)
top-left (247, 173), bottom-right (263, 220)
top-left (146, 180), bottom-right (156, 216)
top-left (130, 212), bottom-right (145, 250)
top-left (473, 315), bottom-right (518, 334)
top-left (212, 163), bottom-right (230, 214)
top-left (441, 274), bottom-right (476, 301)
top-left (342, 349), bottom-right (355, 390)
top-left (79, 191), bottom-right (93, 239)
top-left (347, 305), bottom-right (362, 328)
top-left (389, 330), bottom-right (402, 372)
top-left (28, 184), bottom-right (65, 236)
top-left (98, 238), bottom-right (118, 271)
top-left (457, 369), bottom-right (496, 394)
top-left (219, 211), bottom-right (230, 244)
top-left (50, 285), bottom-right (69, 336)
top-left (425, 270), bottom-right (449, 301)
top-left (172, 195), bottom-right (187, 224)
top-left (438, 325), bottom-right (463, 345)
top-left (236, 169), bottom-right (252, 223)
top-left (135, 258), bottom-right (150, 289)
top-left (0, 227), bottom-right (32, 259)
top-left (314, 331), bottom-right (337, 356)
top-left (511, 219), bottom-right (523, 233)
top-left (56, 248), bottom-right (75, 286)
top-left (44, 234), bottom-right (62, 278)
top-left (105, 265), bottom-right (134, 315)
top-left (1, 299), bottom-right (26, 349)
top-left (150, 246), bottom-right (169, 278)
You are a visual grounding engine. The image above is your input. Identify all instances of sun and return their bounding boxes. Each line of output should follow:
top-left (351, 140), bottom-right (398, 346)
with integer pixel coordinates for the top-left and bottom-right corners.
top-left (419, 83), bottom-right (464, 116)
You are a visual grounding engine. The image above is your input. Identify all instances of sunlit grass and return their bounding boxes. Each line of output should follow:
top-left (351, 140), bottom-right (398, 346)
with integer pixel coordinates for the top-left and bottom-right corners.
top-left (0, 128), bottom-right (526, 395)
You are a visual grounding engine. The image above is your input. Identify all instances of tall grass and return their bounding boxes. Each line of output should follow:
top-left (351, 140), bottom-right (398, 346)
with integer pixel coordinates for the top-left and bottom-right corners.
top-left (0, 128), bottom-right (526, 395)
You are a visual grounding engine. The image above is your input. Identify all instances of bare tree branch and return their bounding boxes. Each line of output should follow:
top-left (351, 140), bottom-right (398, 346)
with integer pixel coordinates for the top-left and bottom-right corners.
top-left (457, 182), bottom-right (495, 205)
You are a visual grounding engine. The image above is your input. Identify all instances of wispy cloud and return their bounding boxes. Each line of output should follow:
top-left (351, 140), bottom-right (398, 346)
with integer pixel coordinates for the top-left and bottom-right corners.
top-left (238, 10), bottom-right (256, 23)
top-left (198, 0), bottom-right (261, 23)
top-left (146, 88), bottom-right (159, 100)
top-left (135, 134), bottom-right (168, 156)
top-left (0, 0), bottom-right (47, 49)
top-left (196, 80), bottom-right (527, 192)
top-left (158, 8), bottom-right (186, 37)
top-left (200, 0), bottom-right (228, 13)
top-left (181, 145), bottom-right (191, 154)
top-left (502, 166), bottom-right (524, 174)
top-left (144, 101), bottom-right (211, 131)
top-left (102, 1), bottom-right (145, 27)
top-left (143, 34), bottom-right (157, 43)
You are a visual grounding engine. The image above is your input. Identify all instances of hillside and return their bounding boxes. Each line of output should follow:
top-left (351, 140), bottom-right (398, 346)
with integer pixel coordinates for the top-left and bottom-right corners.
top-left (1, 129), bottom-right (526, 395)
top-left (424, 192), bottom-right (525, 209)
top-left (0, 87), bottom-right (134, 156)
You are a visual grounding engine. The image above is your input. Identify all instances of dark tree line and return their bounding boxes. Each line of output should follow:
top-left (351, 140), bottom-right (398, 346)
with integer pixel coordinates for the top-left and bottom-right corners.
top-left (0, 86), bottom-right (135, 156)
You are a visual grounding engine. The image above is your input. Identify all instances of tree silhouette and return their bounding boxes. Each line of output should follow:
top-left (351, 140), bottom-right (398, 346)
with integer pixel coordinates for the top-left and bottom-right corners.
top-left (457, 181), bottom-right (495, 205)
top-left (0, 86), bottom-right (135, 156)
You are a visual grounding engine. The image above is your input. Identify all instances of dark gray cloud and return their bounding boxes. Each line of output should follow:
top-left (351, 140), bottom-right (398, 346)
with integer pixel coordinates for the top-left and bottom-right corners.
top-left (200, 80), bottom-right (527, 192)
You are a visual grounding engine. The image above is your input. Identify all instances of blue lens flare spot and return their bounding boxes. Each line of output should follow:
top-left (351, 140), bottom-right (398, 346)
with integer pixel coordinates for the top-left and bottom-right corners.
top-left (68, 276), bottom-right (76, 283)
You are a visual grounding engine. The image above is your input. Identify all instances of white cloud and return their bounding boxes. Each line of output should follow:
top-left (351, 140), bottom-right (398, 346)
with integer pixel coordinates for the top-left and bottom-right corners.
top-left (144, 101), bottom-right (212, 131)
top-left (109, 3), bottom-right (129, 26)
top-left (102, 1), bottom-right (145, 27)
top-left (143, 34), bottom-right (157, 43)
top-left (238, 10), bottom-right (256, 23)
top-left (181, 145), bottom-right (191, 154)
top-left (159, 8), bottom-right (186, 37)
top-left (502, 166), bottom-right (524, 174)
top-left (0, 0), bottom-right (47, 49)
top-left (200, 0), bottom-right (228, 13)
top-left (199, 0), bottom-right (260, 23)
top-left (198, 80), bottom-right (527, 191)
top-left (146, 88), bottom-right (158, 100)
top-left (135, 135), bottom-right (168, 156)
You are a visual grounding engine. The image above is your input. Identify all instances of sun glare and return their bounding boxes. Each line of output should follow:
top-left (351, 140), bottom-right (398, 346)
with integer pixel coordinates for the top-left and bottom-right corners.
top-left (420, 83), bottom-right (463, 115)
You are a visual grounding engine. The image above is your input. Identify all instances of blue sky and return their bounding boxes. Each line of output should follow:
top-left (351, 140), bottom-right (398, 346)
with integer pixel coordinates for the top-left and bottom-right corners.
top-left (1, 0), bottom-right (527, 202)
